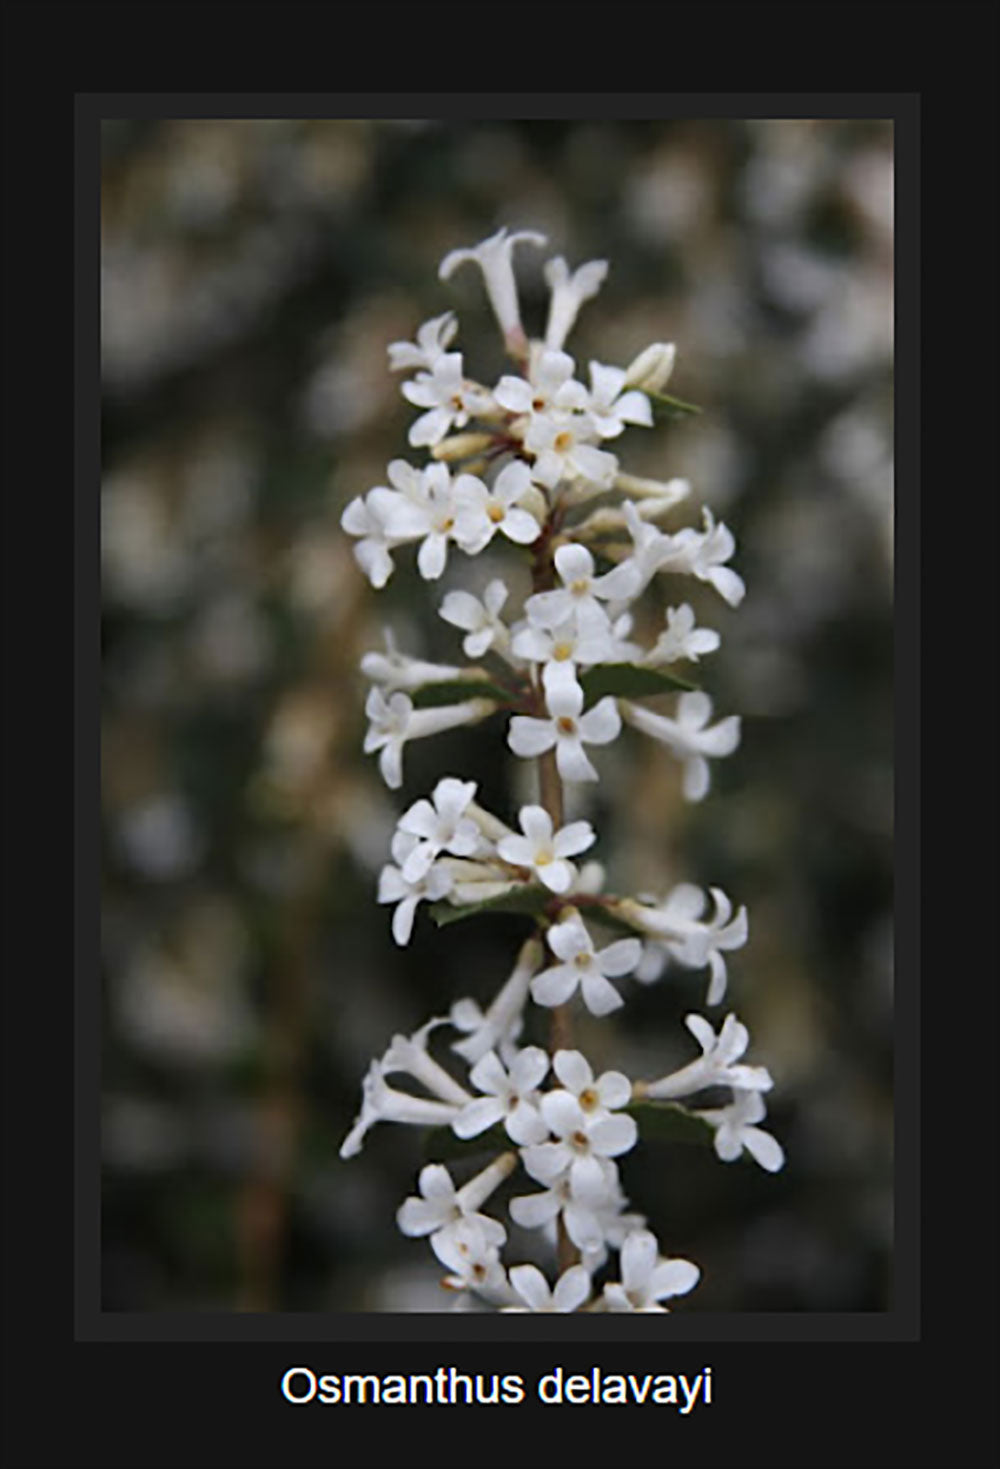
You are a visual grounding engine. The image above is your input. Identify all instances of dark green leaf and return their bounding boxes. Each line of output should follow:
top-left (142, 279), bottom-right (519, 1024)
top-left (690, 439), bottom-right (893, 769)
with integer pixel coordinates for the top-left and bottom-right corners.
top-left (409, 677), bottom-right (513, 709)
top-left (580, 663), bottom-right (698, 701)
top-left (429, 886), bottom-right (551, 928)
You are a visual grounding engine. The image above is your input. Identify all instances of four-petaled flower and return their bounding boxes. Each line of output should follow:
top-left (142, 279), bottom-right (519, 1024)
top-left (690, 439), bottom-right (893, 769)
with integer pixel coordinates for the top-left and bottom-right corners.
top-left (496, 806), bottom-right (595, 894)
top-left (694, 1088), bottom-right (786, 1172)
top-left (452, 1046), bottom-right (550, 1145)
top-left (531, 913), bottom-right (641, 1017)
top-left (502, 1263), bottom-right (592, 1313)
top-left (508, 678), bottom-right (622, 784)
top-left (396, 776), bottom-right (481, 882)
top-left (622, 690), bottom-right (741, 801)
top-left (602, 1229), bottom-right (700, 1312)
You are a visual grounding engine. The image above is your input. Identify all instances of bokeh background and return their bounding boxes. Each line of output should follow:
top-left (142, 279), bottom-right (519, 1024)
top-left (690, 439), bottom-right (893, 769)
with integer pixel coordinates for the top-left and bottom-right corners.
top-left (101, 117), bottom-right (893, 1313)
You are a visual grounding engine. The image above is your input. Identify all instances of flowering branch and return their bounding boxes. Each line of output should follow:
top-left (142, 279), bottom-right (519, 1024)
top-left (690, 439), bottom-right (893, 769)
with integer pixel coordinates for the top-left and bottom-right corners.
top-left (338, 226), bottom-right (784, 1312)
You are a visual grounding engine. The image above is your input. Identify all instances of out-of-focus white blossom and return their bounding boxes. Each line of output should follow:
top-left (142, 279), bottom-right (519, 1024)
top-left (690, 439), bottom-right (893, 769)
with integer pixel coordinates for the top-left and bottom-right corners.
top-left (694, 1088), bottom-right (786, 1172)
top-left (543, 256), bottom-right (608, 351)
top-left (387, 311), bottom-right (458, 373)
top-left (621, 691), bottom-right (741, 801)
top-left (439, 227), bottom-right (547, 353)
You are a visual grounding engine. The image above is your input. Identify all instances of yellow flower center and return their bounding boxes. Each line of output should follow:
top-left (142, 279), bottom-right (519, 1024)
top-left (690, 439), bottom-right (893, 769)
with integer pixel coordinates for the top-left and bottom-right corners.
top-left (579, 1087), bottom-right (599, 1111)
top-left (553, 642), bottom-right (573, 660)
top-left (487, 503), bottom-right (505, 523)
top-left (557, 716), bottom-right (577, 734)
top-left (554, 431), bottom-right (573, 452)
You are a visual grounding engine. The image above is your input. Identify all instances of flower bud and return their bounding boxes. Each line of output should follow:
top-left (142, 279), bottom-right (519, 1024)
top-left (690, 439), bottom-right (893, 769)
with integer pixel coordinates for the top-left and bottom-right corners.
top-left (623, 342), bottom-right (676, 394)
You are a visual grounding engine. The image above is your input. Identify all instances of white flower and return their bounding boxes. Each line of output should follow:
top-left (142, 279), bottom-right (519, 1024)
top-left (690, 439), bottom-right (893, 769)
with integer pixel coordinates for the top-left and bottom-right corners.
top-left (493, 348), bottom-right (588, 419)
top-left (430, 1216), bottom-right (509, 1298)
top-left (521, 1089), bottom-right (638, 1201)
top-left (449, 936), bottom-right (542, 1064)
top-left (338, 1057), bottom-right (464, 1159)
top-left (502, 1262), bottom-right (592, 1313)
top-left (641, 1013), bottom-right (773, 1101)
top-left (621, 691), bottom-right (741, 801)
top-left (340, 485), bottom-right (428, 588)
top-left (397, 1155), bottom-right (514, 1242)
top-left (508, 678), bottom-right (621, 784)
top-left (363, 688), bottom-right (496, 790)
top-left (439, 227), bottom-right (547, 351)
top-left (523, 542), bottom-right (641, 632)
top-left (623, 341), bottom-right (677, 394)
top-left (584, 361), bottom-right (653, 439)
top-left (544, 256), bottom-right (609, 351)
top-left (622, 883), bottom-right (749, 1005)
top-left (360, 628), bottom-right (464, 691)
top-left (602, 1229), bottom-right (700, 1313)
top-left (524, 411), bottom-right (619, 491)
top-left (396, 777), bottom-right (481, 882)
top-left (531, 912), bottom-right (641, 1016)
top-left (510, 615), bottom-right (618, 700)
top-left (644, 604), bottom-right (721, 666)
top-left (381, 1016), bottom-right (472, 1104)
top-left (378, 841), bottom-right (454, 945)
top-left (452, 1047), bottom-right (550, 1145)
top-left (452, 462), bottom-right (541, 552)
top-left (387, 311), bottom-right (458, 373)
top-left (551, 1049), bottom-right (631, 1120)
top-left (401, 353), bottom-right (493, 448)
top-left (496, 806), bottom-right (595, 894)
top-left (694, 1088), bottom-right (785, 1172)
top-left (375, 460), bottom-right (464, 581)
top-left (665, 507), bottom-right (746, 607)
top-left (509, 1168), bottom-right (606, 1252)
top-left (440, 579), bottom-right (511, 659)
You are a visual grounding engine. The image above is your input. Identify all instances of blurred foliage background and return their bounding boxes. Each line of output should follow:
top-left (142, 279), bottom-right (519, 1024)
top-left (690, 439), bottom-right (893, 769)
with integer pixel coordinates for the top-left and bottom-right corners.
top-left (101, 116), bottom-right (893, 1313)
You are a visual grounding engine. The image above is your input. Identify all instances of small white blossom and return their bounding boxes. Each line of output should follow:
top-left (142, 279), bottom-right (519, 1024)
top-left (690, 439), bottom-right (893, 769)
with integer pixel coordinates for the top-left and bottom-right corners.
top-left (602, 1229), bottom-right (700, 1313)
top-left (523, 542), bottom-right (641, 632)
top-left (544, 256), bottom-right (609, 351)
top-left (453, 461), bottom-right (541, 552)
top-left (525, 411), bottom-right (619, 492)
top-left (521, 1089), bottom-right (638, 1201)
top-left (387, 311), bottom-right (459, 373)
top-left (664, 507), bottom-right (746, 607)
top-left (551, 1048), bottom-right (631, 1120)
top-left (449, 936), bottom-right (542, 1064)
top-left (494, 347), bottom-right (588, 420)
top-left (641, 1013), bottom-right (773, 1101)
top-left (531, 912), bottom-right (641, 1016)
top-left (431, 1216), bottom-right (509, 1299)
top-left (378, 838), bottom-right (454, 946)
top-left (508, 678), bottom-right (621, 784)
top-left (584, 361), bottom-right (653, 439)
top-left (360, 628), bottom-right (464, 691)
top-left (439, 579), bottom-right (511, 659)
top-left (396, 777), bottom-right (481, 882)
top-left (621, 691), bottom-right (741, 801)
top-left (510, 615), bottom-right (618, 700)
top-left (622, 883), bottom-right (749, 1005)
top-left (339, 1057), bottom-right (465, 1160)
top-left (439, 227), bottom-right (547, 352)
top-left (340, 485), bottom-right (428, 588)
top-left (496, 806), bottom-right (595, 894)
top-left (401, 353), bottom-right (494, 448)
top-left (363, 688), bottom-right (496, 790)
top-left (397, 1155), bottom-right (514, 1242)
top-left (694, 1089), bottom-right (785, 1173)
top-left (452, 1047), bottom-right (550, 1145)
top-left (644, 603), bottom-right (721, 666)
top-left (381, 1017), bottom-right (472, 1105)
top-left (502, 1262), bottom-right (592, 1313)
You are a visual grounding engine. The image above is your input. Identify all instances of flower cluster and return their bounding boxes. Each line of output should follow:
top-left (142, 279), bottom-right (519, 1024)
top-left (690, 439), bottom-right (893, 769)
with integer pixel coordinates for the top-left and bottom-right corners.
top-left (340, 227), bottom-right (783, 1311)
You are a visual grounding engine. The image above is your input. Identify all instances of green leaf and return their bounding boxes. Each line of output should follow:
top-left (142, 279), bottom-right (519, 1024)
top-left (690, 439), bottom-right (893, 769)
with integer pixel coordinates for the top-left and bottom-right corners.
top-left (429, 886), bottom-right (551, 928)
top-left (579, 663), bottom-right (698, 701)
top-left (409, 677), bottom-right (513, 709)
top-left (649, 389), bottom-right (702, 420)
top-left (625, 1101), bottom-right (715, 1145)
